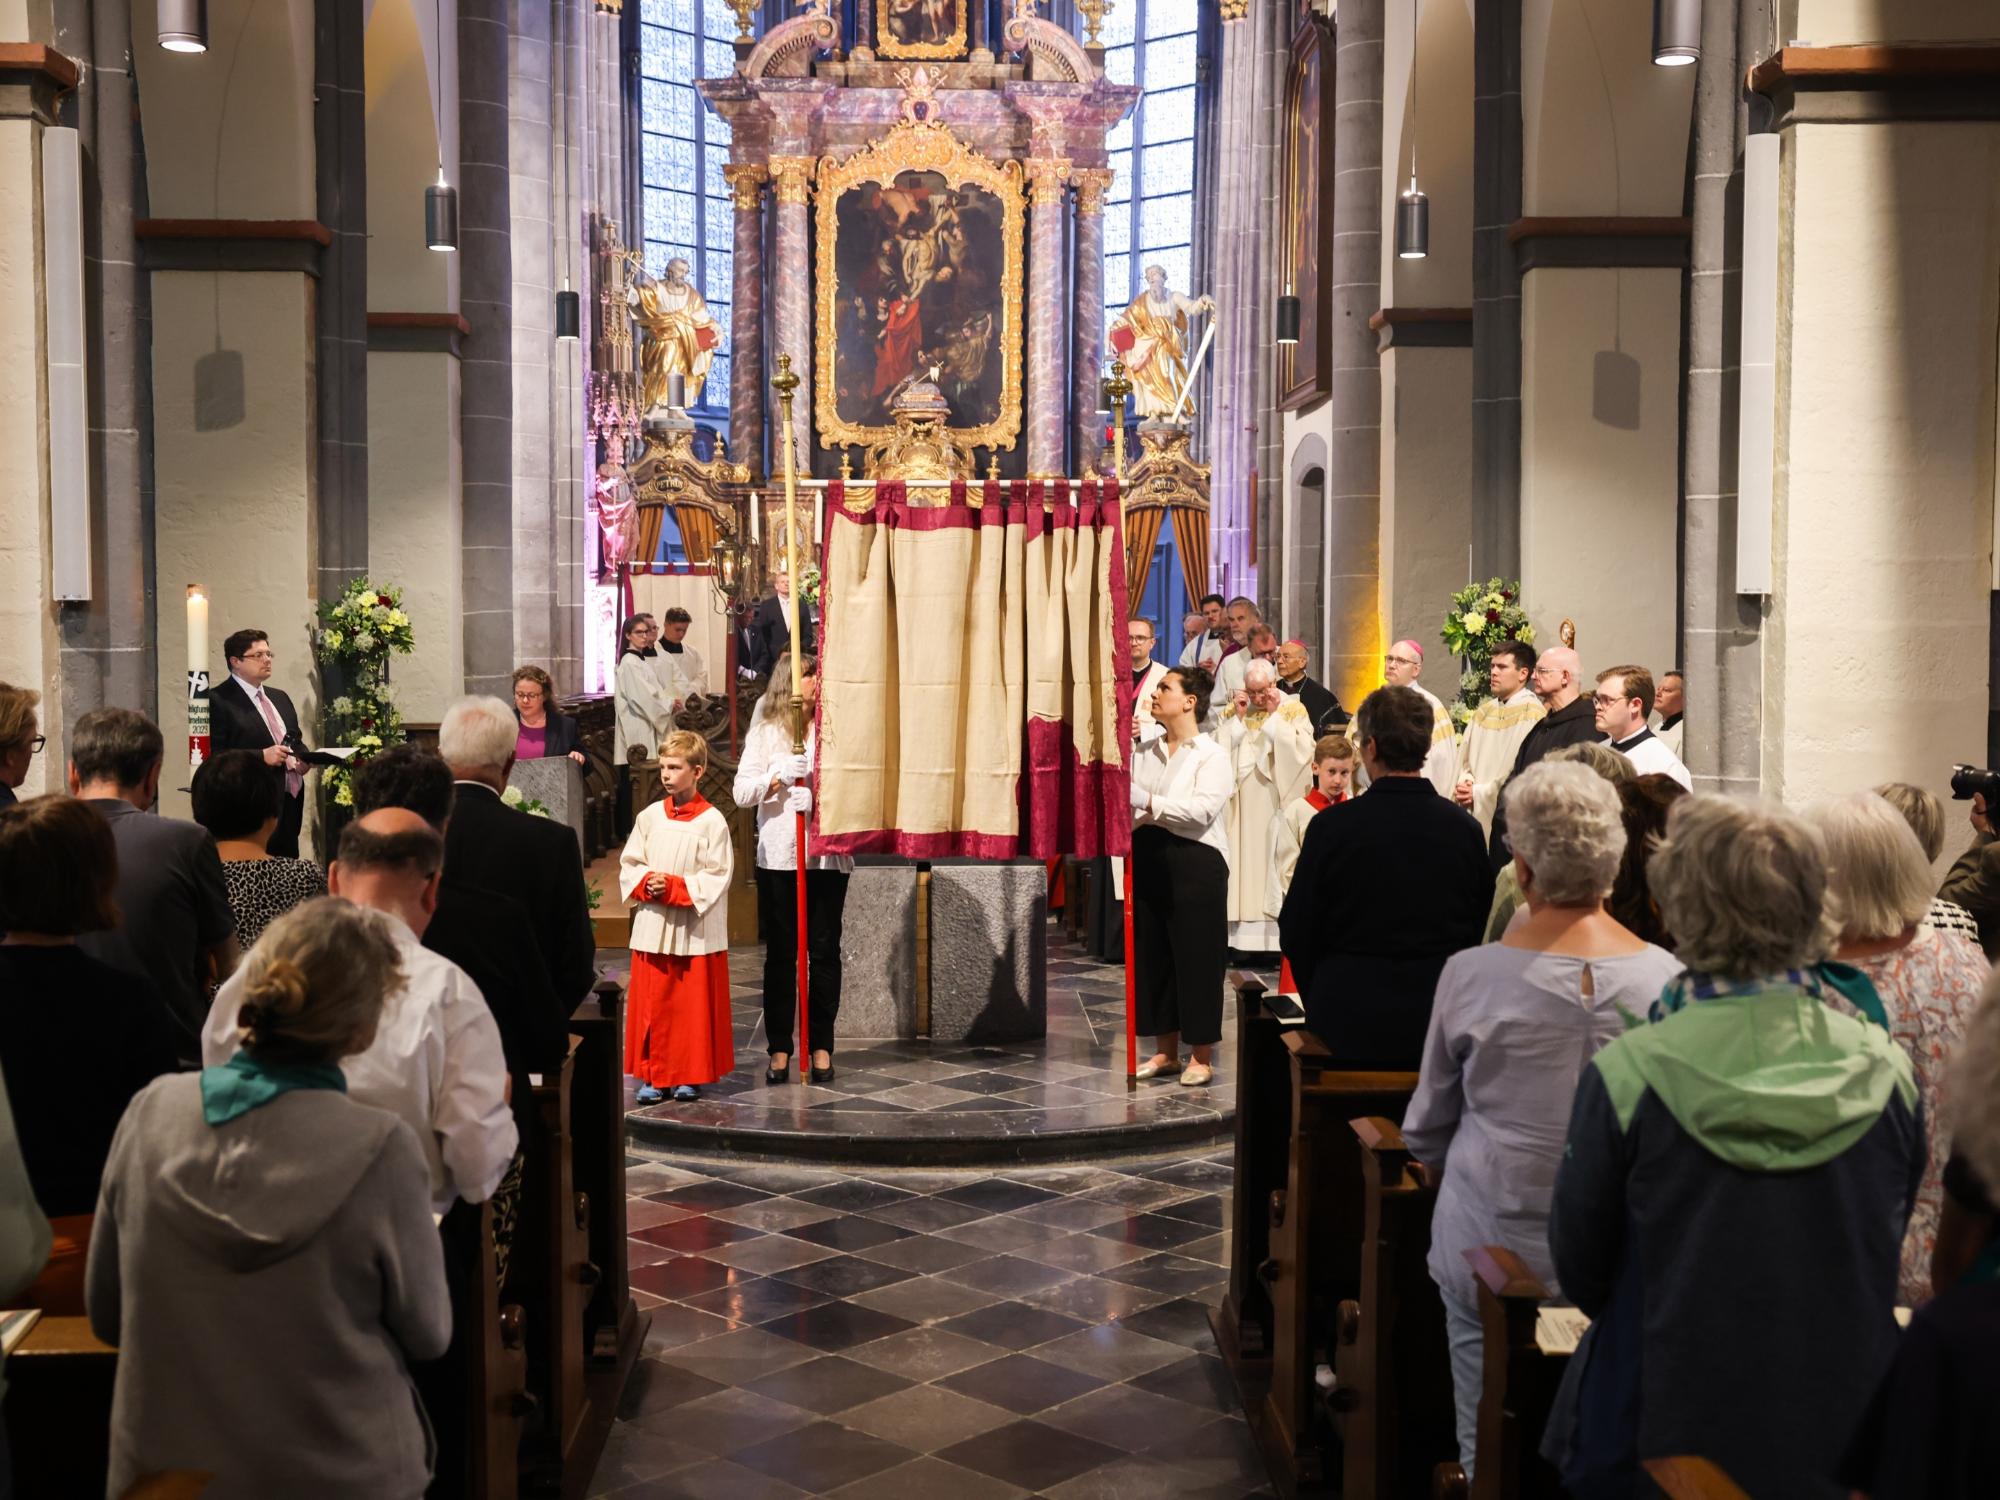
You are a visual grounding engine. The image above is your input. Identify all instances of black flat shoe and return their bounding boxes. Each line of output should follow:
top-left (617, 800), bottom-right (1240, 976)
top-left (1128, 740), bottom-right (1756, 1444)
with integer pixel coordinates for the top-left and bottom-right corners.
top-left (810, 1063), bottom-right (836, 1084)
top-left (766, 1058), bottom-right (791, 1086)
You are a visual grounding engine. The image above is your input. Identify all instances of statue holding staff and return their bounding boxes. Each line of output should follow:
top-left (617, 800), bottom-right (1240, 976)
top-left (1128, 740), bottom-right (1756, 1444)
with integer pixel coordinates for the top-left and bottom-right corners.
top-left (1108, 264), bottom-right (1215, 421)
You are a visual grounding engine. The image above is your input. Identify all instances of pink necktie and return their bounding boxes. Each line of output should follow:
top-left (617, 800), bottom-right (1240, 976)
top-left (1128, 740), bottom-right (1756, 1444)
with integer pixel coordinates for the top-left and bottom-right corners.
top-left (257, 691), bottom-right (302, 797)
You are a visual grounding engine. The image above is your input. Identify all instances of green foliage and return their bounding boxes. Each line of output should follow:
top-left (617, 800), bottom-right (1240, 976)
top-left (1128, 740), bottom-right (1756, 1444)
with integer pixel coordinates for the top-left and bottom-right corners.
top-left (314, 579), bottom-right (416, 807)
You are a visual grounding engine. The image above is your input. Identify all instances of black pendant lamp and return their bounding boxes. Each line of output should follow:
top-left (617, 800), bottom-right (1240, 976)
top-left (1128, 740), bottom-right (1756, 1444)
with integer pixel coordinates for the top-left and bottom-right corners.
top-left (1396, 183), bottom-right (1429, 259)
top-left (1276, 292), bottom-right (1300, 345)
top-left (556, 284), bottom-right (581, 341)
top-left (1652, 0), bottom-right (1700, 66)
top-left (426, 169), bottom-right (459, 252)
top-left (159, 0), bottom-right (208, 52)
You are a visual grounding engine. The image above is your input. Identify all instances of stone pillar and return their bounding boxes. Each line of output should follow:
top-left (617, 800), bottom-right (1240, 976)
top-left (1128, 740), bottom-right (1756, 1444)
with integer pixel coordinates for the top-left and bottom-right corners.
top-left (1070, 168), bottom-right (1111, 476)
top-left (1024, 157), bottom-right (1070, 478)
top-left (769, 155), bottom-right (816, 474)
top-left (1324, 0), bottom-right (1383, 708)
top-left (314, 0), bottom-right (370, 602)
top-left (723, 163), bottom-right (768, 477)
top-left (509, 0), bottom-right (557, 670)
top-left (1469, 0), bottom-right (1521, 580)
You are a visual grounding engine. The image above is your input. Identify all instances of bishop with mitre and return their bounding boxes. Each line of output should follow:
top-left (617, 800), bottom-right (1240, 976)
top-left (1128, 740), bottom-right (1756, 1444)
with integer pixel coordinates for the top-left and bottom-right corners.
top-left (630, 256), bottom-right (721, 411)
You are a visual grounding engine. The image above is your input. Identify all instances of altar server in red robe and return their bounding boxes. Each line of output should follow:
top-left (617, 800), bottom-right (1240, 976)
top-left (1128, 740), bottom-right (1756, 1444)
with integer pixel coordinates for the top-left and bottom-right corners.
top-left (620, 730), bottom-right (735, 1103)
top-left (1270, 734), bottom-right (1355, 995)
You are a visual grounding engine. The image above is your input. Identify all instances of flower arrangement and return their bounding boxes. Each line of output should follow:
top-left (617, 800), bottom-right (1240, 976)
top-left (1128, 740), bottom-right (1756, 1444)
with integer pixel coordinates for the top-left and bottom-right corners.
top-left (795, 561), bottom-right (823, 609)
top-left (314, 578), bottom-right (416, 806)
top-left (1440, 578), bottom-right (1534, 726)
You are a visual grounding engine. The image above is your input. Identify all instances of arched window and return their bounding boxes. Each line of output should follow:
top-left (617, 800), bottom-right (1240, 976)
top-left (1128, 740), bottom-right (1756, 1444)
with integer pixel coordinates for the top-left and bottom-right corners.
top-left (638, 0), bottom-right (735, 414)
top-left (1095, 0), bottom-right (1199, 332)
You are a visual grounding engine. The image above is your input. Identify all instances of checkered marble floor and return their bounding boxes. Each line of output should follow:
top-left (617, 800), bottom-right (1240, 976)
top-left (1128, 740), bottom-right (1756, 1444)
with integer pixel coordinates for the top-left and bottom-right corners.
top-left (590, 1148), bottom-right (1269, 1499)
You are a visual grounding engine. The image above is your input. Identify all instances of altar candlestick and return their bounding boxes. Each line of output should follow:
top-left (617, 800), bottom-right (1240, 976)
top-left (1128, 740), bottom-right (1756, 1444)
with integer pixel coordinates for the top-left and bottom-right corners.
top-left (750, 490), bottom-right (761, 545)
top-left (186, 585), bottom-right (209, 678)
top-left (186, 585), bottom-right (211, 770)
top-left (814, 486), bottom-right (824, 549)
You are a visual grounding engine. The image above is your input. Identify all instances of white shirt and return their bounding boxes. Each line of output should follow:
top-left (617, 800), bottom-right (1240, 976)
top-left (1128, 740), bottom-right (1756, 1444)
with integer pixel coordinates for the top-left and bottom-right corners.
top-left (1178, 631), bottom-right (1226, 670)
top-left (1130, 660), bottom-right (1171, 729)
top-left (202, 911), bottom-right (518, 1214)
top-left (1131, 731), bottom-right (1233, 862)
top-left (731, 717), bottom-right (855, 874)
top-left (656, 642), bottom-right (708, 703)
top-left (615, 652), bottom-right (676, 763)
top-left (1611, 728), bottom-right (1693, 789)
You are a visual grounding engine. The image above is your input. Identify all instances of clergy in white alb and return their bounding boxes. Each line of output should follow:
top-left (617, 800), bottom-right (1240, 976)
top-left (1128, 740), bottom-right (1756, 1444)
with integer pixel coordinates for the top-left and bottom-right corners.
top-left (1451, 644), bottom-right (1545, 836)
top-left (1216, 663), bottom-right (1316, 950)
top-left (1377, 639), bottom-right (1458, 794)
top-left (654, 608), bottom-right (709, 709)
top-left (615, 618), bottom-right (677, 765)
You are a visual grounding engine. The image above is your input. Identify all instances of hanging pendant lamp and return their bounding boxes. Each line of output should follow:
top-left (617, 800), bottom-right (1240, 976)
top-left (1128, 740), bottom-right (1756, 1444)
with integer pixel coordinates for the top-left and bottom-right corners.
top-left (426, 169), bottom-right (459, 252)
top-left (556, 284), bottom-right (581, 341)
top-left (1276, 292), bottom-right (1300, 345)
top-left (159, 0), bottom-right (209, 52)
top-left (1653, 0), bottom-right (1700, 66)
top-left (1396, 182), bottom-right (1429, 259)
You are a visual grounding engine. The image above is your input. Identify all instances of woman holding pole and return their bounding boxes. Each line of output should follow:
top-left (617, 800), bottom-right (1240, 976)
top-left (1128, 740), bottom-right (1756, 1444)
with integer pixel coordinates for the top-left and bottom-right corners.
top-left (1127, 665), bottom-right (1232, 1087)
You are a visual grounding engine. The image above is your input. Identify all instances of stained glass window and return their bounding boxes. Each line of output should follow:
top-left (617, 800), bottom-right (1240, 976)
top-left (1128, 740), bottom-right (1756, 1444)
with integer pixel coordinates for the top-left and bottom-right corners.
top-left (640, 0), bottom-right (733, 412)
top-left (1092, 0), bottom-right (1199, 339)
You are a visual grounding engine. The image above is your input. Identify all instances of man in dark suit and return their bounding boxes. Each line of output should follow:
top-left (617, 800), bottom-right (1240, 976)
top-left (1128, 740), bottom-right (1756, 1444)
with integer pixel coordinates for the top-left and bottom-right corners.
top-left (1278, 686), bottom-right (1491, 1067)
top-left (207, 628), bottom-right (307, 857)
top-left (745, 569), bottom-right (816, 677)
top-left (1273, 638), bottom-right (1348, 736)
top-left (436, 696), bottom-right (598, 1015)
top-left (1486, 644), bottom-right (1602, 870)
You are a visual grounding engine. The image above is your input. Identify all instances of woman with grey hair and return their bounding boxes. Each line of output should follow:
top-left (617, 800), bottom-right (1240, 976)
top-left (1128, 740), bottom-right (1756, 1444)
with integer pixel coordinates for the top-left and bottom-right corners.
top-left (1805, 791), bottom-right (1988, 1307)
top-left (1403, 761), bottom-right (1680, 1478)
top-left (1546, 795), bottom-right (1923, 1500)
top-left (1874, 780), bottom-right (1983, 947)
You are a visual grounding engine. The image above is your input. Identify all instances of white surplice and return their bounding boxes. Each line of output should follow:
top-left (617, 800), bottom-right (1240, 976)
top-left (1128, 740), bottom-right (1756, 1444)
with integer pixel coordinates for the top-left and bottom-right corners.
top-left (1453, 687), bottom-right (1546, 836)
top-left (1216, 696), bottom-right (1315, 948)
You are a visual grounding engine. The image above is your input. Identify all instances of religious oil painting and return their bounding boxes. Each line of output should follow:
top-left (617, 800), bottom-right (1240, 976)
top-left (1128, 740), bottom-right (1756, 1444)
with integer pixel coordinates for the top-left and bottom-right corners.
top-left (877, 0), bottom-right (967, 60)
top-left (1280, 16), bottom-right (1335, 411)
top-left (816, 120), bottom-right (1025, 453)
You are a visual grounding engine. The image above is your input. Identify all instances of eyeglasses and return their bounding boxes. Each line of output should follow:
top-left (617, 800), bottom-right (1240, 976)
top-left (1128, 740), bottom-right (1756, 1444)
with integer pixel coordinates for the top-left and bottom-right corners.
top-left (240, 650), bottom-right (274, 661)
top-left (24, 735), bottom-right (44, 756)
top-left (1591, 692), bottom-right (1629, 708)
top-left (1384, 655), bottom-right (1420, 668)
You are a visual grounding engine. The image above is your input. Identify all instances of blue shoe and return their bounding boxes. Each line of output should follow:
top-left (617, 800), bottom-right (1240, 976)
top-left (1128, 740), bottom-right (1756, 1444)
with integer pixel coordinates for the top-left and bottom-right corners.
top-left (635, 1085), bottom-right (665, 1104)
top-left (671, 1084), bottom-right (700, 1102)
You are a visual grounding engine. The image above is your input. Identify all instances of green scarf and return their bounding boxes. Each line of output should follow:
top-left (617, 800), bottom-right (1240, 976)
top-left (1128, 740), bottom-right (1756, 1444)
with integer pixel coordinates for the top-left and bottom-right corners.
top-left (200, 1052), bottom-right (347, 1126)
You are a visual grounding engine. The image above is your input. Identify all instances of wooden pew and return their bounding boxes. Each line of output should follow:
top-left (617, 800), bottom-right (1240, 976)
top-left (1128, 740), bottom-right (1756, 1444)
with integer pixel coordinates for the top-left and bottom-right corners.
top-left (518, 1036), bottom-right (598, 1492)
top-left (1430, 1246), bottom-right (1569, 1500)
top-left (1214, 972), bottom-right (1290, 1376)
top-left (1251, 1024), bottom-right (1419, 1496)
top-left (1329, 1118), bottom-right (1455, 1500)
top-left (6, 1314), bottom-right (116, 1496)
top-left (1643, 1457), bottom-right (1752, 1500)
top-left (456, 1198), bottom-right (534, 1499)
top-left (571, 977), bottom-right (647, 1372)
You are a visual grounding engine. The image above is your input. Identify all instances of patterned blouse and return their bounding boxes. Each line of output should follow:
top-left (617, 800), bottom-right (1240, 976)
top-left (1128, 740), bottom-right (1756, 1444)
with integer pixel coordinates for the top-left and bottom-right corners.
top-left (221, 858), bottom-right (327, 952)
top-left (1830, 927), bottom-right (1991, 1308)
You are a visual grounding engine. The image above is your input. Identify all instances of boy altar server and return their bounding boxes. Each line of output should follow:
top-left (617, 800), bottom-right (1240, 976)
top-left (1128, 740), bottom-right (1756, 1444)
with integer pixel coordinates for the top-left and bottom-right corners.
top-left (1269, 735), bottom-right (1355, 995)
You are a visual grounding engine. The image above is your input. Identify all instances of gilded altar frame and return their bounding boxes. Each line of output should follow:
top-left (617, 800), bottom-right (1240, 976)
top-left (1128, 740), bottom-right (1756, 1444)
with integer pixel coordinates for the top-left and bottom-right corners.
top-left (813, 116), bottom-right (1026, 455)
top-left (874, 0), bottom-right (968, 59)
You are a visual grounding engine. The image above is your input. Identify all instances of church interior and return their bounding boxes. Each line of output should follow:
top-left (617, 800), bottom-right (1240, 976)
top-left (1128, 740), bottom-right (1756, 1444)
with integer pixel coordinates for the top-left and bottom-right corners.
top-left (2, 0), bottom-right (2000, 1496)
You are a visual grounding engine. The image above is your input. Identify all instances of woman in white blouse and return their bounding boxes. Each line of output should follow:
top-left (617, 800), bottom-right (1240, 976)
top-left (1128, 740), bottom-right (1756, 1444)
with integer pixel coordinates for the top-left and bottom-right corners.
top-left (1129, 664), bottom-right (1233, 1087)
top-left (731, 654), bottom-right (854, 1086)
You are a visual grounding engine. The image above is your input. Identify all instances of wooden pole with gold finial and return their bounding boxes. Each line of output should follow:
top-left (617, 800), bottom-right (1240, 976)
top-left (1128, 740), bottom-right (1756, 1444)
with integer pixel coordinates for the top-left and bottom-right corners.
top-left (773, 353), bottom-right (812, 1078)
top-left (1100, 357), bottom-right (1138, 1083)
top-left (1104, 358), bottom-right (1133, 485)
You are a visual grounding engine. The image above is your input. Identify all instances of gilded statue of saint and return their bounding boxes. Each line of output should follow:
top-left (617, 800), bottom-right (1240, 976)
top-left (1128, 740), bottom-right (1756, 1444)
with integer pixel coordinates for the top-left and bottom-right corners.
top-left (1107, 264), bottom-right (1215, 420)
top-left (628, 257), bottom-right (721, 411)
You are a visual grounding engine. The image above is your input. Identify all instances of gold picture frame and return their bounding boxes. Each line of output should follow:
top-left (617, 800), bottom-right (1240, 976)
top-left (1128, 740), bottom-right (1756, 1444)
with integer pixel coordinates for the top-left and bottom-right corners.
top-left (875, 0), bottom-right (968, 59)
top-left (814, 112), bottom-right (1025, 455)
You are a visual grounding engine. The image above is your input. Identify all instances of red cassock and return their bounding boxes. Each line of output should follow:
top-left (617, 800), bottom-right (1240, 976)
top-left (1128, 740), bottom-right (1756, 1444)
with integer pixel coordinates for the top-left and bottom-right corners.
top-left (872, 297), bottom-right (924, 398)
top-left (626, 949), bottom-right (734, 1088)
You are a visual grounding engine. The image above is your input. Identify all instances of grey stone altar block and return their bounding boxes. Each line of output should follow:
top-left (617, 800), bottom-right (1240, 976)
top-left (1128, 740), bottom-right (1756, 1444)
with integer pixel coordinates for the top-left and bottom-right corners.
top-left (506, 759), bottom-right (586, 857)
top-left (836, 860), bottom-right (920, 1040)
top-left (928, 861), bottom-right (1047, 1045)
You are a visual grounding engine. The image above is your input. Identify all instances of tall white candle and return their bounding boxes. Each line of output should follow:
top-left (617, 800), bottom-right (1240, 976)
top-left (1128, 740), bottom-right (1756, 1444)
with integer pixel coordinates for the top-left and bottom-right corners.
top-left (186, 585), bottom-right (209, 679)
top-left (814, 486), bottom-right (824, 550)
top-left (750, 490), bottom-right (761, 545)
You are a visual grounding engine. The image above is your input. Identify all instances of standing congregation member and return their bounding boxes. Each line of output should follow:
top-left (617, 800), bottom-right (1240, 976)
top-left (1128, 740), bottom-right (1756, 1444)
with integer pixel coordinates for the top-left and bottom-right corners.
top-left (621, 730), bottom-right (734, 1103)
top-left (191, 749), bottom-right (326, 951)
top-left (1593, 664), bottom-right (1691, 789)
top-left (1939, 783), bottom-right (2000, 960)
top-left (1178, 593), bottom-right (1228, 669)
top-left (207, 628), bottom-right (308, 857)
top-left (615, 613), bottom-right (676, 772)
top-left (1268, 735), bottom-right (1354, 994)
top-left (1216, 660), bottom-right (1315, 953)
top-left (511, 665), bottom-right (586, 764)
top-left (1546, 795), bottom-right (1922, 1500)
top-left (1273, 638), bottom-right (1346, 735)
top-left (1403, 762), bottom-right (1682, 1478)
top-left (733, 654), bottom-right (851, 1085)
top-left (746, 568), bottom-right (814, 678)
top-left (1651, 668), bottom-right (1685, 758)
top-left (439, 696), bottom-right (598, 1013)
top-left (0, 682), bottom-right (42, 807)
top-left (1451, 639), bottom-right (1544, 836)
top-left (0, 796), bottom-right (177, 1216)
top-left (655, 606), bottom-right (709, 711)
top-left (71, 708), bottom-right (238, 1066)
top-left (92, 899), bottom-right (450, 1500)
top-left (1484, 743), bottom-right (1634, 943)
top-left (1805, 792), bottom-right (1988, 1308)
top-left (1874, 781), bottom-right (1984, 948)
top-left (0, 1064), bottom-right (51, 1491)
top-left (1279, 687), bottom-right (1490, 1065)
top-left (1127, 616), bottom-right (1170, 733)
top-left (1177, 611), bottom-right (1206, 665)
top-left (1607, 773), bottom-right (1686, 948)
top-left (203, 813), bottom-right (517, 1216)
top-left (1381, 639), bottom-right (1457, 793)
top-left (1129, 665), bottom-right (1232, 1087)
top-left (1487, 644), bottom-right (1600, 870)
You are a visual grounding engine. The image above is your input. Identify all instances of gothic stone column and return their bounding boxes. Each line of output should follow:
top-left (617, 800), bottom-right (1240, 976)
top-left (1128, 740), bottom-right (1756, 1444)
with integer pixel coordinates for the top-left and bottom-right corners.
top-left (1025, 157), bottom-right (1071, 478)
top-left (769, 155), bottom-right (816, 475)
top-left (1070, 168), bottom-right (1111, 476)
top-left (723, 163), bottom-right (768, 477)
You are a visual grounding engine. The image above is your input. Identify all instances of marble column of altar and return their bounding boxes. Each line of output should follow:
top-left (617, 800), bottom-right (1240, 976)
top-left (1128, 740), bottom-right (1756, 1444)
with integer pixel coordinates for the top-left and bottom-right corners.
top-left (722, 164), bottom-right (768, 477)
top-left (1070, 169), bottom-right (1112, 477)
top-left (1025, 158), bottom-right (1072, 479)
top-left (769, 155), bottom-right (816, 474)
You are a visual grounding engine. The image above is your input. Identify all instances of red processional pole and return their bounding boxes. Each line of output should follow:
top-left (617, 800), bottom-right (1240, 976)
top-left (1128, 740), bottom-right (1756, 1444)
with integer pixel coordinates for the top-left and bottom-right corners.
top-left (774, 355), bottom-right (810, 1073)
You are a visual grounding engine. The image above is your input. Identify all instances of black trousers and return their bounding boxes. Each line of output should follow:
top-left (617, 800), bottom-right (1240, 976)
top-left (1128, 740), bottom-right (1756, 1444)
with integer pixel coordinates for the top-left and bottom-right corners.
top-left (757, 866), bottom-right (849, 1057)
top-left (1129, 824), bottom-right (1228, 1046)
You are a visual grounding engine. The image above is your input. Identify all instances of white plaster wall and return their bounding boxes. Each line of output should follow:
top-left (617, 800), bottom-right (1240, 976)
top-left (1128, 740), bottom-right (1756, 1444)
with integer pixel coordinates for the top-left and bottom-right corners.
top-left (0, 118), bottom-right (60, 792)
top-left (366, 0), bottom-right (457, 313)
top-left (151, 272), bottom-right (318, 820)
top-left (1381, 0), bottom-right (1474, 303)
top-left (1519, 267), bottom-right (1681, 684)
top-left (1790, 0), bottom-right (1997, 43)
top-left (1381, 344), bottom-right (1473, 707)
top-left (1764, 120), bottom-right (2000, 806)
top-left (368, 352), bottom-right (464, 724)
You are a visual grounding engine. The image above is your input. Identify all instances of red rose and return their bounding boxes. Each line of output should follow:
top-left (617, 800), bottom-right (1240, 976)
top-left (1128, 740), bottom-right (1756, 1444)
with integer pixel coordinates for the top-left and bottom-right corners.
top-left (377, 593), bottom-right (391, 606)
top-left (1486, 608), bottom-right (1500, 623)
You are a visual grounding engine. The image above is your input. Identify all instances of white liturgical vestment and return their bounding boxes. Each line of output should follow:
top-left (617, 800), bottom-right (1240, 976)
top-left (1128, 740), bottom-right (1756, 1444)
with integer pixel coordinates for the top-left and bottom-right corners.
top-left (1454, 687), bottom-right (1546, 836)
top-left (1216, 697), bottom-right (1315, 949)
